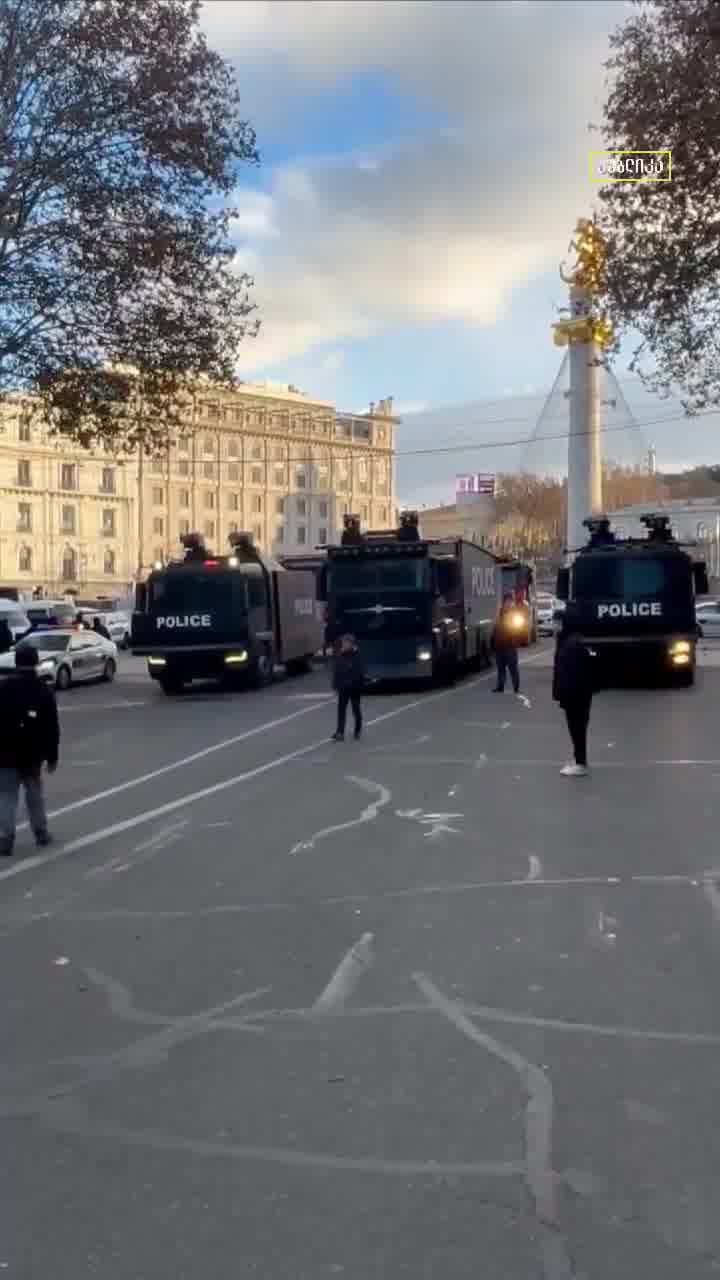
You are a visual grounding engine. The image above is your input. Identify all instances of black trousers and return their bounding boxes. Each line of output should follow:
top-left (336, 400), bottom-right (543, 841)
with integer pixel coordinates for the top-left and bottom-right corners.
top-left (337, 688), bottom-right (362, 736)
top-left (563, 697), bottom-right (592, 766)
top-left (495, 648), bottom-right (519, 692)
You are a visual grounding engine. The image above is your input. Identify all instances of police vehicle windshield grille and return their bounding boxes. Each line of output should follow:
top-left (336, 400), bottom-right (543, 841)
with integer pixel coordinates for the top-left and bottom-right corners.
top-left (574, 557), bottom-right (686, 599)
top-left (147, 572), bottom-right (245, 612)
top-left (329, 559), bottom-right (428, 593)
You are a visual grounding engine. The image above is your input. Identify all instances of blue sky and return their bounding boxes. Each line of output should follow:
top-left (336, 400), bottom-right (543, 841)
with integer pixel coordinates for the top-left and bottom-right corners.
top-left (199, 1), bottom-right (717, 504)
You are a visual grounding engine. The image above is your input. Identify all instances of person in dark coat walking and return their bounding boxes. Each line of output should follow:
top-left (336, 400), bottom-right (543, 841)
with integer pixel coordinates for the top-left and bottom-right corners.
top-left (0, 643), bottom-right (60, 855)
top-left (92, 615), bottom-right (112, 641)
top-left (331, 633), bottom-right (366, 741)
top-left (552, 608), bottom-right (596, 777)
top-left (493, 593), bottom-right (522, 694)
top-left (0, 617), bottom-right (12, 654)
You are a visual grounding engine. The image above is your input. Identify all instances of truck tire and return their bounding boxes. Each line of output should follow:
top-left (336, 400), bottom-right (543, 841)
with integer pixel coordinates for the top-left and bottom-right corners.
top-left (251, 647), bottom-right (274, 688)
top-left (159, 675), bottom-right (184, 696)
top-left (285, 654), bottom-right (313, 676)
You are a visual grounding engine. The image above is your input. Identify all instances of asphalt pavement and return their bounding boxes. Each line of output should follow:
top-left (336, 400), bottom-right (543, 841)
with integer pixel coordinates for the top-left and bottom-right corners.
top-left (2, 645), bottom-right (720, 1278)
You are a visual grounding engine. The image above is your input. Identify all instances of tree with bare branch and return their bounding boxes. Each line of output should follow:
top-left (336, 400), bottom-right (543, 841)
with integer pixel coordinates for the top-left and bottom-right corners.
top-left (0, 0), bottom-right (258, 451)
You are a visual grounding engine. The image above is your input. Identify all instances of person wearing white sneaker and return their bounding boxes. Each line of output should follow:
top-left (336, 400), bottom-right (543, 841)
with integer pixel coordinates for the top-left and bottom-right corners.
top-left (552, 607), bottom-right (596, 777)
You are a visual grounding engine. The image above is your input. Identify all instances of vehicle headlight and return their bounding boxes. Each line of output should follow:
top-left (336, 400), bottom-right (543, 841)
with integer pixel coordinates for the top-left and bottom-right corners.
top-left (670, 640), bottom-right (691, 655)
top-left (417, 647), bottom-right (432, 661)
top-left (509, 611), bottom-right (525, 630)
top-left (38, 659), bottom-right (56, 672)
top-left (224, 651), bottom-right (248, 664)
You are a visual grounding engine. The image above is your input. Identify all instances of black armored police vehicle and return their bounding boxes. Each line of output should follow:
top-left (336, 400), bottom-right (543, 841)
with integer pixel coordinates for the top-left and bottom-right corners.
top-left (556, 514), bottom-right (709, 686)
top-left (324, 511), bottom-right (500, 683)
top-left (131, 532), bottom-right (322, 694)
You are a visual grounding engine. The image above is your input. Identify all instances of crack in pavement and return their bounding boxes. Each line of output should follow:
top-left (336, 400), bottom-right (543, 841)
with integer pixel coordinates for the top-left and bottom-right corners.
top-left (414, 972), bottom-right (577, 1280)
top-left (289, 776), bottom-right (391, 855)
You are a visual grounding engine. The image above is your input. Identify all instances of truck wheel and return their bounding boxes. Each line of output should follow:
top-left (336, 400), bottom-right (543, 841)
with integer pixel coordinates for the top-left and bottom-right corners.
top-left (251, 647), bottom-right (274, 688)
top-left (286, 655), bottom-right (312, 676)
top-left (159, 675), bottom-right (184, 696)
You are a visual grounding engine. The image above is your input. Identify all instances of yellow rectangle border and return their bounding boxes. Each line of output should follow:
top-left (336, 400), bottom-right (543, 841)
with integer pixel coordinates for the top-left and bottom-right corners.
top-left (589, 149), bottom-right (672, 183)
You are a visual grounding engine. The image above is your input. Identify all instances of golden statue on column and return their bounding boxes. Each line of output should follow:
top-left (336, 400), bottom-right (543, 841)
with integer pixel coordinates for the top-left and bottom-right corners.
top-left (553, 216), bottom-right (613, 349)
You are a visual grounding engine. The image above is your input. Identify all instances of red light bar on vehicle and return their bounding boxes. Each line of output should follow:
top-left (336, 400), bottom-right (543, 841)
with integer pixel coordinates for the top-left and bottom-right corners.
top-left (204, 559), bottom-right (220, 567)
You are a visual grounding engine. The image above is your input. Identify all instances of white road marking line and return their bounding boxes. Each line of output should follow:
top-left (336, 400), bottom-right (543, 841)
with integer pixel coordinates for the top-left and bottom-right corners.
top-left (19, 701), bottom-right (329, 833)
top-left (527, 855), bottom-right (543, 882)
top-left (59, 700), bottom-right (146, 713)
top-left (1, 681), bottom-right (489, 881)
top-left (702, 871), bottom-right (720, 926)
top-left (286, 693), bottom-right (334, 700)
top-left (67, 761), bottom-right (105, 767)
top-left (313, 933), bottom-right (374, 1014)
top-left (132, 819), bottom-right (189, 855)
top-left (415, 974), bottom-right (570, 1280)
top-left (290, 778), bottom-right (390, 855)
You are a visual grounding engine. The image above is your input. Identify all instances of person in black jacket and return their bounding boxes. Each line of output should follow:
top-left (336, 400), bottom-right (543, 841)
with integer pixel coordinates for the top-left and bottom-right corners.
top-left (0, 617), bottom-right (12, 654)
top-left (331, 634), bottom-right (366, 741)
top-left (92, 615), bottom-right (112, 641)
top-left (493, 593), bottom-right (521, 694)
top-left (0, 644), bottom-right (60, 855)
top-left (552, 608), bottom-right (596, 777)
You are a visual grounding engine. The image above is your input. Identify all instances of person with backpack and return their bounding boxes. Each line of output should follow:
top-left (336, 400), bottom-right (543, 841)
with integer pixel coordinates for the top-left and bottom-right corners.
top-left (331, 633), bottom-right (366, 741)
top-left (0, 644), bottom-right (60, 856)
top-left (552, 607), bottom-right (597, 777)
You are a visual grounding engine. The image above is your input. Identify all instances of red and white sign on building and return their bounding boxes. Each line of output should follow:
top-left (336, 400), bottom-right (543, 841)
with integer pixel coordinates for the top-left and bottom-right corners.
top-left (456, 473), bottom-right (496, 498)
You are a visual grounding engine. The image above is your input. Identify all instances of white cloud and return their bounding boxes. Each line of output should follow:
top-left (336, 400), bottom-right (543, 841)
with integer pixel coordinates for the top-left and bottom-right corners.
top-left (202, 0), bottom-right (626, 372)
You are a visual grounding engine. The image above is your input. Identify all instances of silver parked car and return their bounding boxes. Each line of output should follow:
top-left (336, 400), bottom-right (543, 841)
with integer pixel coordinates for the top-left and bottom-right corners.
top-left (0, 628), bottom-right (118, 690)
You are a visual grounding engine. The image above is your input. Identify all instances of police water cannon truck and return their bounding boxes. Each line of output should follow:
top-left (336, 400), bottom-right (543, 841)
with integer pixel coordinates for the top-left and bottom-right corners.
top-left (555, 513), bottom-right (709, 685)
top-left (131, 531), bottom-right (322, 695)
top-left (324, 511), bottom-right (500, 683)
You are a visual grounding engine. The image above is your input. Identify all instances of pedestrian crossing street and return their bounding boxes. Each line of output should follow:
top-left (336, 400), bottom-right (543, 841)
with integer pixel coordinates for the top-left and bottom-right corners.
top-left (528, 642), bottom-right (720, 668)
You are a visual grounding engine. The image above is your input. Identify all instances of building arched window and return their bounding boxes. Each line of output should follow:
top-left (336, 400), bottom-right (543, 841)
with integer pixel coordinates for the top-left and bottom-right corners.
top-left (18, 545), bottom-right (32, 573)
top-left (62, 546), bottom-right (77, 581)
top-left (104, 548), bottom-right (116, 575)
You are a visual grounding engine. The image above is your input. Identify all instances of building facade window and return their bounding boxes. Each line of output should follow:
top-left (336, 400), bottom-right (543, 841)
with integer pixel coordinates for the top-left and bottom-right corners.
top-left (17, 502), bottom-right (32, 531)
top-left (18, 417), bottom-right (31, 443)
top-left (296, 469), bottom-right (306, 489)
top-left (153, 516), bottom-right (164, 536)
top-left (275, 497), bottom-right (285, 514)
top-left (252, 444), bottom-right (263, 460)
top-left (204, 520), bottom-right (216, 539)
top-left (104, 549), bottom-right (116, 575)
top-left (228, 492), bottom-right (240, 511)
top-left (151, 458), bottom-right (164, 475)
top-left (252, 495), bottom-right (263, 514)
top-left (275, 525), bottom-right (285, 544)
top-left (17, 459), bottom-right (32, 487)
top-left (152, 487), bottom-right (164, 505)
top-left (178, 458), bottom-right (190, 476)
top-left (178, 436), bottom-right (189, 452)
top-left (101, 466), bottom-right (115, 494)
top-left (102, 509), bottom-right (116, 536)
top-left (179, 518), bottom-right (190, 537)
top-left (251, 467), bottom-right (262, 485)
top-left (204, 490), bottom-right (215, 510)
top-left (319, 500), bottom-right (328, 519)
top-left (361, 505), bottom-right (368, 521)
top-left (228, 437), bottom-right (239, 458)
top-left (228, 464), bottom-right (240, 483)
top-left (153, 548), bottom-right (164, 565)
top-left (61, 505), bottom-right (76, 533)
top-left (18, 545), bottom-right (32, 572)
top-left (274, 467), bottom-right (285, 487)
top-left (179, 489), bottom-right (190, 508)
top-left (297, 498), bottom-right (306, 516)
top-left (297, 526), bottom-right (307, 545)
top-left (206, 407), bottom-right (219, 423)
top-left (318, 527), bottom-right (328, 545)
top-left (380, 506), bottom-right (388, 524)
top-left (203, 434), bottom-right (215, 451)
top-left (228, 520), bottom-right (239, 534)
top-left (253, 523), bottom-right (262, 541)
top-left (62, 546), bottom-right (77, 581)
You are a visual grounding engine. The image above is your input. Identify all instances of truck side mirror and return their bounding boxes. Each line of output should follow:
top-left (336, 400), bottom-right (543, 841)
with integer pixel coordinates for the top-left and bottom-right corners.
top-left (555, 568), bottom-right (570, 601)
top-left (694, 563), bottom-right (709, 596)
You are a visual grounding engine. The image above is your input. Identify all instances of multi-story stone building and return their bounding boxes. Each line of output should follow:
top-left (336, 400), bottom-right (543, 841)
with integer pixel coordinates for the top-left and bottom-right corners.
top-left (0, 383), bottom-right (398, 597)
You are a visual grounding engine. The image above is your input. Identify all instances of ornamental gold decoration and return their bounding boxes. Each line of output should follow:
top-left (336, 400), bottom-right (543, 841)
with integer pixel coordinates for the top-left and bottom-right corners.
top-left (559, 217), bottom-right (608, 294)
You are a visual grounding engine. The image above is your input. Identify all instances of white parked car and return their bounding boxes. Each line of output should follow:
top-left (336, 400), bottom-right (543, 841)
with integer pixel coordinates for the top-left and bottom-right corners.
top-left (0, 628), bottom-right (118, 689)
top-left (696, 600), bottom-right (720, 638)
top-left (0, 600), bottom-right (31, 643)
top-left (537, 594), bottom-right (562, 636)
top-left (78, 609), bottom-right (131, 649)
